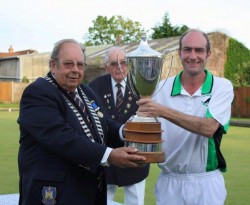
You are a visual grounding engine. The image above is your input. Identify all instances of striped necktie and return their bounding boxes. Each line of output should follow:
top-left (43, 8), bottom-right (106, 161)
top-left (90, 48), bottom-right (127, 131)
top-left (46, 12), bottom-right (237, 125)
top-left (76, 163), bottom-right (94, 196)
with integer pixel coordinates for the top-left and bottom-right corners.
top-left (69, 92), bottom-right (91, 123)
top-left (116, 84), bottom-right (123, 114)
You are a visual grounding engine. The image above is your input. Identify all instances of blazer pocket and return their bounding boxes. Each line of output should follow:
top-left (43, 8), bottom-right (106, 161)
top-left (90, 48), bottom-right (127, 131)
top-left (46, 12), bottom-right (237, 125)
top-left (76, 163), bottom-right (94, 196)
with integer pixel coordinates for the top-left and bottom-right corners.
top-left (34, 170), bottom-right (66, 182)
top-left (25, 171), bottom-right (66, 204)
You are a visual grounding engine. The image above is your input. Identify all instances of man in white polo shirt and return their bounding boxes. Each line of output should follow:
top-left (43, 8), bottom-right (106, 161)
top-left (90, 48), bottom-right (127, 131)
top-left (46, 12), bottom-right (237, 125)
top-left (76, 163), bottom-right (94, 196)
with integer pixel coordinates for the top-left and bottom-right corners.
top-left (137, 29), bottom-right (234, 205)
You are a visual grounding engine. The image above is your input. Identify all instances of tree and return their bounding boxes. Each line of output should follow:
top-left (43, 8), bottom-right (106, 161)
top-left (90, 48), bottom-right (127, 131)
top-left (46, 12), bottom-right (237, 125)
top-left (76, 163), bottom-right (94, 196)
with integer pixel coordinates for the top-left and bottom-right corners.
top-left (224, 38), bottom-right (250, 87)
top-left (83, 15), bottom-right (143, 46)
top-left (151, 13), bottom-right (189, 39)
top-left (232, 61), bottom-right (250, 87)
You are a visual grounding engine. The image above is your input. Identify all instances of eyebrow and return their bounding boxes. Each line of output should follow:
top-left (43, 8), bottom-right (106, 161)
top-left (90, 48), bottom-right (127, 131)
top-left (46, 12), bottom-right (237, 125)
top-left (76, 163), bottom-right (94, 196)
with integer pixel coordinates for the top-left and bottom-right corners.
top-left (183, 46), bottom-right (206, 51)
top-left (110, 59), bottom-right (126, 62)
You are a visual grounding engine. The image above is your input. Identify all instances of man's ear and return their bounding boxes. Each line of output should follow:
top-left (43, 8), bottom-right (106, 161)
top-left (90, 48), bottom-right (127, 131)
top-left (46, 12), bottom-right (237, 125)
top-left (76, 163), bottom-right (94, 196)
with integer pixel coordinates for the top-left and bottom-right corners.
top-left (50, 59), bottom-right (57, 74)
top-left (206, 51), bottom-right (211, 58)
top-left (50, 59), bottom-right (55, 67)
top-left (104, 64), bottom-right (109, 72)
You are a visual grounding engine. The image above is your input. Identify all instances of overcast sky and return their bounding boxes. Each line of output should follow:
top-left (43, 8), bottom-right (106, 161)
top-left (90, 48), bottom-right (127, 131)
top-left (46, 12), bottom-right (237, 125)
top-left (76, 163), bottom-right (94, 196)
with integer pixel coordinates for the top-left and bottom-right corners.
top-left (1, 0), bottom-right (249, 53)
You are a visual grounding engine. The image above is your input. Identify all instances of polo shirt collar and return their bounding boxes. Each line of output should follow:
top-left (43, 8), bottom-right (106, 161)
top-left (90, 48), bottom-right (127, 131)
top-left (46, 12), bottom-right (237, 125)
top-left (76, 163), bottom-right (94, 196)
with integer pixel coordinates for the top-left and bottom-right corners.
top-left (171, 69), bottom-right (213, 96)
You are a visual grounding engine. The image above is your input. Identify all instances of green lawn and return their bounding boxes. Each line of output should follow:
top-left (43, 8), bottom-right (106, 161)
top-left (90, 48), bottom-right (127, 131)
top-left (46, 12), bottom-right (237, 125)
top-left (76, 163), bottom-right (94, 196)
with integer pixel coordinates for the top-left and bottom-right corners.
top-left (0, 112), bottom-right (19, 194)
top-left (0, 102), bottom-right (19, 108)
top-left (0, 111), bottom-right (249, 205)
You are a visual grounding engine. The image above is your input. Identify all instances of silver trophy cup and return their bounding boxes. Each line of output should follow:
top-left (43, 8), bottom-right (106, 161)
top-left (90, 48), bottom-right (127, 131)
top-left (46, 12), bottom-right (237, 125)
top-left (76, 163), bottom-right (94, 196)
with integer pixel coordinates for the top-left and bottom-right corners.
top-left (123, 33), bottom-right (166, 163)
top-left (126, 36), bottom-right (162, 99)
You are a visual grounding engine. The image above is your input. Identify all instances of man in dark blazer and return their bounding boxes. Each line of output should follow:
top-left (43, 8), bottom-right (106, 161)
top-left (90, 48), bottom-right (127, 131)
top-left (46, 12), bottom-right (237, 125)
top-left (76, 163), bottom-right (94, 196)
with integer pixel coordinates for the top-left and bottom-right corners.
top-left (17, 39), bottom-right (145, 205)
top-left (89, 46), bottom-right (150, 205)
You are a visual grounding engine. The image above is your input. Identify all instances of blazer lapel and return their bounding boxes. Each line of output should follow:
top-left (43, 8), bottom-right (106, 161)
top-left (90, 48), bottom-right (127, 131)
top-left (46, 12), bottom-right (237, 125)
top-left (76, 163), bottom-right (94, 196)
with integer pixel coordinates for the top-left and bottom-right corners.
top-left (99, 78), bottom-right (117, 117)
top-left (117, 84), bottom-right (138, 121)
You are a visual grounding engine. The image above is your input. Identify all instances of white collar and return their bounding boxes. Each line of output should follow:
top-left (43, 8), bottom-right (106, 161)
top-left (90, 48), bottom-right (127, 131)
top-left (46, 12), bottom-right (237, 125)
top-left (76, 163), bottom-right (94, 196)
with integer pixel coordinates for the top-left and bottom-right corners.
top-left (111, 77), bottom-right (127, 89)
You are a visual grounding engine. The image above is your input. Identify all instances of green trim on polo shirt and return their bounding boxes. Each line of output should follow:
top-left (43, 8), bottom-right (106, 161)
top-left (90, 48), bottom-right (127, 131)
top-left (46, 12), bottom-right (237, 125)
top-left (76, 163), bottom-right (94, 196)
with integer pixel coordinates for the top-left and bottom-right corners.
top-left (171, 72), bottom-right (182, 96)
top-left (201, 70), bottom-right (213, 94)
top-left (223, 121), bottom-right (230, 133)
top-left (206, 138), bottom-right (219, 171)
top-left (206, 136), bottom-right (227, 172)
top-left (206, 109), bottom-right (228, 172)
top-left (206, 109), bottom-right (229, 133)
top-left (171, 69), bottom-right (213, 96)
top-left (206, 109), bottom-right (218, 171)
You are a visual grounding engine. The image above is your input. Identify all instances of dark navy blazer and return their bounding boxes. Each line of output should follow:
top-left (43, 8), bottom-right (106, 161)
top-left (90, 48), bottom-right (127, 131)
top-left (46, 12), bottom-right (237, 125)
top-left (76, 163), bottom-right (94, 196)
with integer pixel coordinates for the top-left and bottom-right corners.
top-left (89, 74), bottom-right (150, 187)
top-left (18, 73), bottom-right (121, 205)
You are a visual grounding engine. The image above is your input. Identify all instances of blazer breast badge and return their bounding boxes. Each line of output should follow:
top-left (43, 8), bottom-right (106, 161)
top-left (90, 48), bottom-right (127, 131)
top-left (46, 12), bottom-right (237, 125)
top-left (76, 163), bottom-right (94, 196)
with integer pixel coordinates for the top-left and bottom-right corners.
top-left (42, 186), bottom-right (57, 205)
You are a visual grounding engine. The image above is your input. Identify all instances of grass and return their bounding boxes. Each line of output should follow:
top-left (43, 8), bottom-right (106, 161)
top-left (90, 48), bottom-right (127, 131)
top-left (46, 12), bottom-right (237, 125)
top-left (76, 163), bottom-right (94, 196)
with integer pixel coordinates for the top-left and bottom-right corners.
top-left (0, 111), bottom-right (250, 205)
top-left (0, 112), bottom-right (19, 194)
top-left (231, 117), bottom-right (250, 122)
top-left (0, 102), bottom-right (19, 108)
top-left (222, 127), bottom-right (250, 205)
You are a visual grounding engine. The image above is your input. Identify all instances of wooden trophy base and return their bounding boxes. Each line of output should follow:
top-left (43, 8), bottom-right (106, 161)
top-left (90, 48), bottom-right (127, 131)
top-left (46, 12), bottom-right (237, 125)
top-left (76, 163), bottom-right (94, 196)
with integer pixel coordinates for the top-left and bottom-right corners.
top-left (135, 151), bottom-right (165, 164)
top-left (123, 121), bottom-right (165, 163)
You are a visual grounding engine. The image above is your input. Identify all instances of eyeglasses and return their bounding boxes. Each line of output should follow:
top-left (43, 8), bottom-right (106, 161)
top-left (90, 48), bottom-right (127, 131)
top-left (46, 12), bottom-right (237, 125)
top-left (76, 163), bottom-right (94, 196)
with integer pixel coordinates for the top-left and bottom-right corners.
top-left (62, 60), bottom-right (87, 70)
top-left (53, 59), bottom-right (87, 70)
top-left (109, 60), bottom-right (127, 68)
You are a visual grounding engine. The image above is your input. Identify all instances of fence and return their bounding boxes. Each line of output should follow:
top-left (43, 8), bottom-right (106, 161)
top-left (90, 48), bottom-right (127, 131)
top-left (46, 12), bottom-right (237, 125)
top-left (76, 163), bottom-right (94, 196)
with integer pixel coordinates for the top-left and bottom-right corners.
top-left (232, 87), bottom-right (250, 118)
top-left (0, 82), bottom-right (28, 103)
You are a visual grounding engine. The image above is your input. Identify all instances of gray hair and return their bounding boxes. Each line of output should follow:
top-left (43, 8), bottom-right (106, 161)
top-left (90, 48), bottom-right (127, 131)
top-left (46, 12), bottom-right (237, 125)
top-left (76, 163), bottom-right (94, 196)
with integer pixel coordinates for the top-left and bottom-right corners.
top-left (104, 46), bottom-right (124, 65)
top-left (179, 29), bottom-right (211, 53)
top-left (49, 39), bottom-right (86, 67)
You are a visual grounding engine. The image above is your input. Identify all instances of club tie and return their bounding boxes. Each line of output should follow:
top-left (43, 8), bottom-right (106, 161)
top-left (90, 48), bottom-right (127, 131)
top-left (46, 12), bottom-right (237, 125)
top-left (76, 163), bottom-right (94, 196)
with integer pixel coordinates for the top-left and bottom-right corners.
top-left (116, 84), bottom-right (123, 114)
top-left (69, 92), bottom-right (91, 123)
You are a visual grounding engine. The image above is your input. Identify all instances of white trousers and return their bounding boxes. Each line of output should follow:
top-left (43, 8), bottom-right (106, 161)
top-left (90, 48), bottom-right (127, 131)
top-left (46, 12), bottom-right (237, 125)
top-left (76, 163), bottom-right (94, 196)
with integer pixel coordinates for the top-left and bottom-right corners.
top-left (155, 170), bottom-right (227, 205)
top-left (107, 179), bottom-right (146, 205)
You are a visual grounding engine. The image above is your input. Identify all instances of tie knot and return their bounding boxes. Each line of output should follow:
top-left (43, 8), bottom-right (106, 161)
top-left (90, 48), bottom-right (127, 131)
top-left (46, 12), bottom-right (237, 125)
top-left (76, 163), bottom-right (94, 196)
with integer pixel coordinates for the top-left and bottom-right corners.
top-left (69, 92), bottom-right (76, 98)
top-left (116, 84), bottom-right (122, 88)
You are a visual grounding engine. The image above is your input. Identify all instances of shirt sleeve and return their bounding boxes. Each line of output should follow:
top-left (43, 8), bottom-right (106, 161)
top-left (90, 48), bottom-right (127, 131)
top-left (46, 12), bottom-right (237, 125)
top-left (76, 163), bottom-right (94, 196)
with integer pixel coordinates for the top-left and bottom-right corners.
top-left (206, 78), bottom-right (234, 133)
top-left (101, 147), bottom-right (112, 167)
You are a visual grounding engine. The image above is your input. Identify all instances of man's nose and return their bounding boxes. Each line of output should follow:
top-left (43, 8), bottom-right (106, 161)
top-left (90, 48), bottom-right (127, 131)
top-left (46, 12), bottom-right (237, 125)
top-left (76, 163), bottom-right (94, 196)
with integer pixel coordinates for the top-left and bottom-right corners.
top-left (189, 50), bottom-right (197, 59)
top-left (72, 63), bottom-right (79, 71)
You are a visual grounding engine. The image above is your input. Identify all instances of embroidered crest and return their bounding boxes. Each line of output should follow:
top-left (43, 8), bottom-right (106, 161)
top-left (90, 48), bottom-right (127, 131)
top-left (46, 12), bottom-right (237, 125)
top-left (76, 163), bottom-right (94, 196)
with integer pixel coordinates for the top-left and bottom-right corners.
top-left (42, 186), bottom-right (56, 205)
top-left (201, 94), bottom-right (212, 107)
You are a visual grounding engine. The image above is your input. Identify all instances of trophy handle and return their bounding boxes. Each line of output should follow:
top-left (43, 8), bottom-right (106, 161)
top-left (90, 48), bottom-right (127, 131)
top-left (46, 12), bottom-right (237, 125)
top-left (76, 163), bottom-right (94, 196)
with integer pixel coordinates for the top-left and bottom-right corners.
top-left (152, 49), bottom-right (174, 97)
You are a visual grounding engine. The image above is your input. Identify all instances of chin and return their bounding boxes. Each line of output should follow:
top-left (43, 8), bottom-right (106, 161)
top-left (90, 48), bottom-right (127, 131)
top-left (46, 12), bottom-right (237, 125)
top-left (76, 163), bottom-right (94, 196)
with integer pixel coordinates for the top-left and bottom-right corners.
top-left (190, 69), bottom-right (203, 76)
